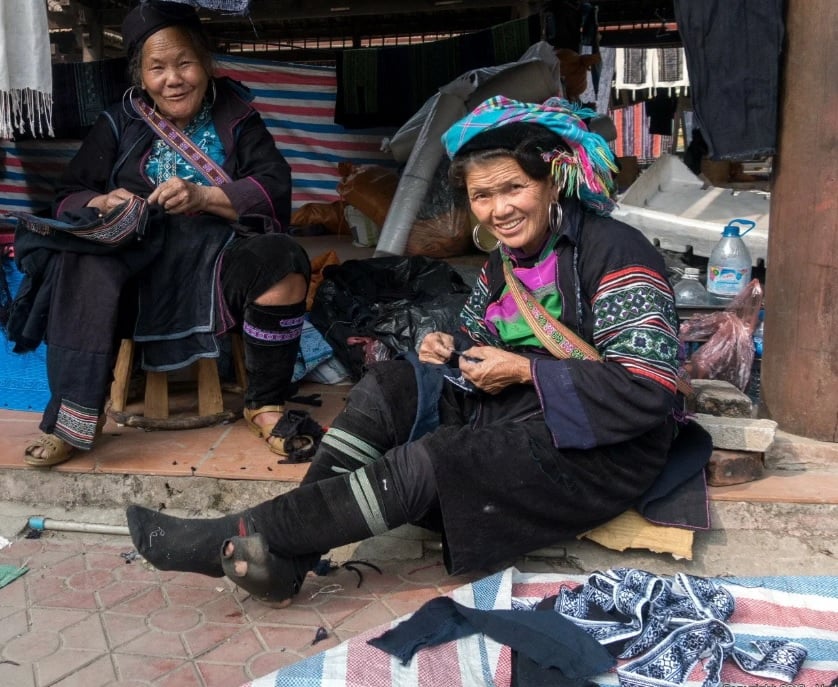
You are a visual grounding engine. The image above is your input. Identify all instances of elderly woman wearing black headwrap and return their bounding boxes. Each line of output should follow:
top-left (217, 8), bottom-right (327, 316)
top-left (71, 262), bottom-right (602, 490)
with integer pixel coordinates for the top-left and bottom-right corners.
top-left (15, 1), bottom-right (311, 466)
top-left (124, 94), bottom-right (709, 606)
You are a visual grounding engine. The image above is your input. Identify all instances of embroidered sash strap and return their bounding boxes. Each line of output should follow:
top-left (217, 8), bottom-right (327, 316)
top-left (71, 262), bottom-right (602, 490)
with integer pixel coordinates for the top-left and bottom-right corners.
top-left (502, 259), bottom-right (694, 397)
top-left (132, 96), bottom-right (233, 187)
top-left (12, 195), bottom-right (148, 247)
top-left (555, 568), bottom-right (808, 687)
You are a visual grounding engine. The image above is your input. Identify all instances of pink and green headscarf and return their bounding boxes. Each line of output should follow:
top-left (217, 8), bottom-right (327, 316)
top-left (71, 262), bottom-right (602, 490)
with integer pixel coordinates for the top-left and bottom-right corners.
top-left (441, 95), bottom-right (618, 214)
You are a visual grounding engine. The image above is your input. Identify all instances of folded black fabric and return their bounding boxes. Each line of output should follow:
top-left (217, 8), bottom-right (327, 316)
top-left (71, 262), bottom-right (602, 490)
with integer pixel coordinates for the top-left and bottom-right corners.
top-left (636, 419), bottom-right (713, 530)
top-left (368, 596), bottom-right (615, 679)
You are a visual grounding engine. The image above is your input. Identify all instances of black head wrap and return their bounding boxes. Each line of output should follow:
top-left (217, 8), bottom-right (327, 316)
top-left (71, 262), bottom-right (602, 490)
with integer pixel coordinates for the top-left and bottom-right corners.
top-left (121, 1), bottom-right (203, 57)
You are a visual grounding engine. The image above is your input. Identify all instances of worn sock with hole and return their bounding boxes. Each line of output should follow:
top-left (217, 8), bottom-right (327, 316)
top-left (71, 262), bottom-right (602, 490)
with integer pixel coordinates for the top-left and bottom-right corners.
top-left (126, 505), bottom-right (249, 577)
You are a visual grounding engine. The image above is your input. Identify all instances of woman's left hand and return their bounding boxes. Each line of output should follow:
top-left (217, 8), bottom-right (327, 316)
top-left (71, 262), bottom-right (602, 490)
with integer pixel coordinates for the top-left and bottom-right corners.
top-left (147, 177), bottom-right (209, 215)
top-left (458, 346), bottom-right (533, 394)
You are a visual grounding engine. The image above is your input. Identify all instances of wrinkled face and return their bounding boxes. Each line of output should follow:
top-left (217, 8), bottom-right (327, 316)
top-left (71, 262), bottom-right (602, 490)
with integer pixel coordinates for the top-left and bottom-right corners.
top-left (140, 26), bottom-right (210, 129)
top-left (465, 156), bottom-right (555, 255)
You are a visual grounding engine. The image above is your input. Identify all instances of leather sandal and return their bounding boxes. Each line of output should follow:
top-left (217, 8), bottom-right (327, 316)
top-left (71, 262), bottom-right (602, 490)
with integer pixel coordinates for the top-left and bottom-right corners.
top-left (23, 415), bottom-right (106, 468)
top-left (24, 433), bottom-right (76, 467)
top-left (243, 405), bottom-right (288, 456)
top-left (220, 532), bottom-right (304, 606)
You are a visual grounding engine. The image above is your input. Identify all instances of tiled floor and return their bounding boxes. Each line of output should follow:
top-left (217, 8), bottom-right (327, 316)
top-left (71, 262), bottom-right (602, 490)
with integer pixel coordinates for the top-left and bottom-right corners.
top-left (2, 233), bottom-right (836, 686)
top-left (0, 534), bottom-right (479, 687)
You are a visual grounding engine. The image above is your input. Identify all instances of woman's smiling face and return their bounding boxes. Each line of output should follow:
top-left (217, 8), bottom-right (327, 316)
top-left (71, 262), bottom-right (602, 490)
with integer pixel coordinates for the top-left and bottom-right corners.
top-left (465, 156), bottom-right (556, 255)
top-left (140, 26), bottom-right (210, 129)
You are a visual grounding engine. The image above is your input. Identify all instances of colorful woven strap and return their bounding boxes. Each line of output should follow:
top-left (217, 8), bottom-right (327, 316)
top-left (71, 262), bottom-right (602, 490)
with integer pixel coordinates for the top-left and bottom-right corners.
top-left (502, 258), bottom-right (600, 361)
top-left (133, 97), bottom-right (232, 187)
top-left (503, 259), bottom-right (693, 396)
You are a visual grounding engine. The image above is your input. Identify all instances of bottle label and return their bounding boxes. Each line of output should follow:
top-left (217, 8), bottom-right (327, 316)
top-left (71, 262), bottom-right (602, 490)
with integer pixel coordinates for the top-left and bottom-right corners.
top-left (707, 265), bottom-right (750, 296)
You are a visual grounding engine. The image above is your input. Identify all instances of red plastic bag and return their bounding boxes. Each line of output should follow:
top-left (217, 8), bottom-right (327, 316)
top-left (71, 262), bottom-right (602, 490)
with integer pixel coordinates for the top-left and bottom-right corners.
top-left (680, 279), bottom-right (763, 391)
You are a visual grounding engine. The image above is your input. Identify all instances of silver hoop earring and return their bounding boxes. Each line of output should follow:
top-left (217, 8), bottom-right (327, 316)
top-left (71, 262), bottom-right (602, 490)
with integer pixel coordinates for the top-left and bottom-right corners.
top-left (121, 86), bottom-right (143, 119)
top-left (472, 224), bottom-right (500, 252)
top-left (206, 79), bottom-right (217, 107)
top-left (548, 201), bottom-right (563, 234)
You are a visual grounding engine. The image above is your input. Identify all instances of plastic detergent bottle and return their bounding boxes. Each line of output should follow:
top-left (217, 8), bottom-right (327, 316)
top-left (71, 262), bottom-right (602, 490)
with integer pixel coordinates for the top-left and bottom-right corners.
top-left (673, 267), bottom-right (709, 306)
top-left (706, 218), bottom-right (754, 299)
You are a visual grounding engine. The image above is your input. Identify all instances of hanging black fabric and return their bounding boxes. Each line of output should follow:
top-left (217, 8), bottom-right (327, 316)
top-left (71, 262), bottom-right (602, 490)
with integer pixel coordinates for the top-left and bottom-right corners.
top-left (673, 0), bottom-right (783, 160)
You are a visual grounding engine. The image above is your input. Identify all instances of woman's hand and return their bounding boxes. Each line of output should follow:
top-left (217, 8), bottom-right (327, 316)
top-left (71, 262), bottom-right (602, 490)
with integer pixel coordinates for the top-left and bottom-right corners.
top-left (86, 188), bottom-right (135, 215)
top-left (459, 346), bottom-right (533, 394)
top-left (418, 331), bottom-right (456, 364)
top-left (147, 177), bottom-right (209, 215)
top-left (147, 177), bottom-right (239, 220)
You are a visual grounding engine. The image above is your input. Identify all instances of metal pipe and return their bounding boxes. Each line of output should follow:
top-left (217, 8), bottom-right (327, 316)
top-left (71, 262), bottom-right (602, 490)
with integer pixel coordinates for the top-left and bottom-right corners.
top-left (27, 516), bottom-right (130, 536)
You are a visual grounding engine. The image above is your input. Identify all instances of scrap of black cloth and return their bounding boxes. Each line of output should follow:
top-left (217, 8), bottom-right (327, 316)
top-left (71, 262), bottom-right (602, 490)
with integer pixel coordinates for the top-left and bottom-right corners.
top-left (510, 596), bottom-right (603, 687)
top-left (645, 90), bottom-right (678, 136)
top-left (368, 596), bottom-right (614, 679)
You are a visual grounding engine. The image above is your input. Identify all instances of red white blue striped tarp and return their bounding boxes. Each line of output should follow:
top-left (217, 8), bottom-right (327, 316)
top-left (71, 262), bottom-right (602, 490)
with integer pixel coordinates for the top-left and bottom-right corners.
top-left (214, 54), bottom-right (398, 210)
top-left (242, 568), bottom-right (838, 687)
top-left (0, 55), bottom-right (398, 222)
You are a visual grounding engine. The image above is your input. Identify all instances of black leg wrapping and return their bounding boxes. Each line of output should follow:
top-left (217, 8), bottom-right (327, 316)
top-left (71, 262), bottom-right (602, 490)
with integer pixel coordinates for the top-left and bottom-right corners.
top-left (302, 360), bottom-right (418, 485)
top-left (242, 301), bottom-right (305, 407)
top-left (250, 459), bottom-right (409, 557)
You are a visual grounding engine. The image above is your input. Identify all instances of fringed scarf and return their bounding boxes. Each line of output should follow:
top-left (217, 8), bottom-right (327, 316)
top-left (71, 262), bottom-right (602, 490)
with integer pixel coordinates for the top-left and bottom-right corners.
top-left (0, 0), bottom-right (53, 139)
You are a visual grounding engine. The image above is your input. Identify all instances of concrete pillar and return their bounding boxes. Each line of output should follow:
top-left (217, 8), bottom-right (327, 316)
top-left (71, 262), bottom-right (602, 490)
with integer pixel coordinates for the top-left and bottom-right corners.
top-left (762, 0), bottom-right (838, 441)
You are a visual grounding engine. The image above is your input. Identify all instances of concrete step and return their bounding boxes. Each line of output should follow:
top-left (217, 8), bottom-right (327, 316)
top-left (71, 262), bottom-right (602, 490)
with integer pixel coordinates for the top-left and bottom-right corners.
top-left (1, 463), bottom-right (836, 578)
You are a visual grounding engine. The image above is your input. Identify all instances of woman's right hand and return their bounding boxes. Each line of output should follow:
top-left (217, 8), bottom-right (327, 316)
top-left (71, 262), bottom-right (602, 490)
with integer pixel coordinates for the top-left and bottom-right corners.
top-left (418, 331), bottom-right (456, 364)
top-left (86, 188), bottom-right (135, 215)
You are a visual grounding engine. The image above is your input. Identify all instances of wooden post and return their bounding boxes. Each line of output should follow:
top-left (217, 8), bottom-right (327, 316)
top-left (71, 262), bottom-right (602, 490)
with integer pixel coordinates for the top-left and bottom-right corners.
top-left (762, 0), bottom-right (838, 441)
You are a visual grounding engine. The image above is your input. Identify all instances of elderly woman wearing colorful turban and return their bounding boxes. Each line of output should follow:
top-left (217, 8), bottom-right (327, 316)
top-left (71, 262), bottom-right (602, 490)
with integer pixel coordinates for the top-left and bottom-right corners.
top-left (125, 95), bottom-right (706, 605)
top-left (14, 1), bottom-right (312, 466)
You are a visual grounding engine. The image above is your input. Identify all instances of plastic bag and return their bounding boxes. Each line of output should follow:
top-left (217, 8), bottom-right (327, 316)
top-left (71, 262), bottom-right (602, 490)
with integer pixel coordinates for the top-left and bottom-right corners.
top-left (406, 158), bottom-right (473, 258)
top-left (309, 256), bottom-right (471, 381)
top-left (290, 201), bottom-right (349, 235)
top-left (337, 162), bottom-right (399, 229)
top-left (679, 279), bottom-right (763, 391)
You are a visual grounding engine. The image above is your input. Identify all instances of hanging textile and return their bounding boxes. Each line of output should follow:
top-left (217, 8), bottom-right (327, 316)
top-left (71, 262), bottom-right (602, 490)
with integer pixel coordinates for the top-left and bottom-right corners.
top-left (609, 102), bottom-right (673, 163)
top-left (614, 47), bottom-right (689, 97)
top-left (0, 0), bottom-right (53, 139)
top-left (579, 46), bottom-right (616, 114)
top-left (674, 0), bottom-right (783, 160)
top-left (162, 0), bottom-right (252, 11)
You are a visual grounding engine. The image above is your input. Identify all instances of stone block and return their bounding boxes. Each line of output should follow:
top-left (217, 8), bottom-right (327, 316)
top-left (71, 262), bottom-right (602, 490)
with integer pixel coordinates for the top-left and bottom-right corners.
top-left (692, 413), bottom-right (777, 452)
top-left (765, 430), bottom-right (838, 472)
top-left (706, 450), bottom-right (764, 486)
top-left (687, 379), bottom-right (754, 418)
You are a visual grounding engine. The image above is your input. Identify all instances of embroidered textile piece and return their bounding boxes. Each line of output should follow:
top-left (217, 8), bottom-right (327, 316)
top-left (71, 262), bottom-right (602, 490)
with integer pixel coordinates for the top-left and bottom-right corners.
top-left (146, 102), bottom-right (224, 186)
top-left (54, 399), bottom-right (100, 450)
top-left (485, 243), bottom-right (564, 349)
top-left (192, 0), bottom-right (251, 12)
top-left (243, 315), bottom-right (305, 344)
top-left (556, 568), bottom-right (808, 687)
top-left (592, 266), bottom-right (680, 394)
top-left (133, 96), bottom-right (232, 186)
top-left (460, 268), bottom-right (505, 349)
top-left (13, 196), bottom-right (148, 247)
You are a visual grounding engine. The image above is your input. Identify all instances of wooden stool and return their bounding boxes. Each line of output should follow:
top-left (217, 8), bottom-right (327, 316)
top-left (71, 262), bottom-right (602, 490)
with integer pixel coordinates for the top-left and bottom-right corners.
top-left (108, 335), bottom-right (247, 430)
